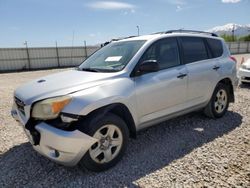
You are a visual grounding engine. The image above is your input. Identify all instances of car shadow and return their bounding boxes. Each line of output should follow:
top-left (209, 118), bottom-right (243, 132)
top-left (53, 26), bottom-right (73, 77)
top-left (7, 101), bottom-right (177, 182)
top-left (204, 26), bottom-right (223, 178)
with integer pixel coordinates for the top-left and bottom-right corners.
top-left (0, 111), bottom-right (242, 187)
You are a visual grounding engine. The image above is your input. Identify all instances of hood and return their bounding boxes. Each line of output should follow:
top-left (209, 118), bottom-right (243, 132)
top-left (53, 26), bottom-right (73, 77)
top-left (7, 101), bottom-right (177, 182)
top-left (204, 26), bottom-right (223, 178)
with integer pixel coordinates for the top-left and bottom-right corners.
top-left (243, 59), bottom-right (250, 67)
top-left (15, 70), bottom-right (118, 105)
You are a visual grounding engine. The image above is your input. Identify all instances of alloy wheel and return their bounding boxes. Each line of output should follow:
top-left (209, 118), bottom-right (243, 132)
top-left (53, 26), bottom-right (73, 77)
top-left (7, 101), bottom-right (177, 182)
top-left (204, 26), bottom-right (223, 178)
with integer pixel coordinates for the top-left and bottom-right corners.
top-left (89, 124), bottom-right (123, 164)
top-left (214, 89), bottom-right (228, 114)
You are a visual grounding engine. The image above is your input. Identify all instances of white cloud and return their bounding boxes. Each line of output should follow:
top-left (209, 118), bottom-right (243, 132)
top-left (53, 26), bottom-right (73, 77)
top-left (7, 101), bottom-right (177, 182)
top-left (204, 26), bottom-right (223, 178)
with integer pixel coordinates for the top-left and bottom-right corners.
top-left (122, 9), bottom-right (136, 15)
top-left (87, 1), bottom-right (136, 10)
top-left (165, 0), bottom-right (188, 12)
top-left (176, 5), bottom-right (183, 12)
top-left (8, 26), bottom-right (20, 31)
top-left (167, 0), bottom-right (186, 5)
top-left (89, 33), bottom-right (96, 37)
top-left (221, 0), bottom-right (241, 3)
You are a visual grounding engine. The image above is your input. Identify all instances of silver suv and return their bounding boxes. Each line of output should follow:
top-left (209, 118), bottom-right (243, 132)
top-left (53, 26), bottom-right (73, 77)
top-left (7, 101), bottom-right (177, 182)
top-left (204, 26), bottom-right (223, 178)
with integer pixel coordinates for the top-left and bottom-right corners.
top-left (12, 30), bottom-right (238, 171)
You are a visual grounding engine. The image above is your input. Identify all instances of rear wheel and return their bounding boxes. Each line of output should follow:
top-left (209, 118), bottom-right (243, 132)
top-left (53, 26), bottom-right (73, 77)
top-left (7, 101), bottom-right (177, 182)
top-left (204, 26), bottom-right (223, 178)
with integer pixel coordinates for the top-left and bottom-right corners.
top-left (204, 83), bottom-right (229, 118)
top-left (79, 113), bottom-right (129, 172)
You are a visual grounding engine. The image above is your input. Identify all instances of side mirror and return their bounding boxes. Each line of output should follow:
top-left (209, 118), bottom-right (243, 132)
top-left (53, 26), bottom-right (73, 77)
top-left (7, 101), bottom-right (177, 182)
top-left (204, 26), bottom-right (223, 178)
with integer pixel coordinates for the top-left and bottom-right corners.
top-left (139, 60), bottom-right (159, 73)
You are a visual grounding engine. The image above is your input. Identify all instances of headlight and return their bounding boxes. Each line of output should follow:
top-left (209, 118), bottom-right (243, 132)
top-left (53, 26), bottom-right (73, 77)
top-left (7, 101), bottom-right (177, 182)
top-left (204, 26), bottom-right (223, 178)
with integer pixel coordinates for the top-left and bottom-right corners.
top-left (32, 96), bottom-right (72, 120)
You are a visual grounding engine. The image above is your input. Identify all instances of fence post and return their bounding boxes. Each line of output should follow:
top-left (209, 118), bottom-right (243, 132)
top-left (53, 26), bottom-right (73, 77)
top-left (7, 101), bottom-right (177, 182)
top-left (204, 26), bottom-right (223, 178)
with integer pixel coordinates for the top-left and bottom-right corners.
top-left (24, 41), bottom-right (31, 70)
top-left (228, 42), bottom-right (231, 52)
top-left (55, 41), bottom-right (60, 67)
top-left (84, 41), bottom-right (88, 59)
top-left (247, 42), bottom-right (250, 53)
top-left (237, 41), bottom-right (240, 54)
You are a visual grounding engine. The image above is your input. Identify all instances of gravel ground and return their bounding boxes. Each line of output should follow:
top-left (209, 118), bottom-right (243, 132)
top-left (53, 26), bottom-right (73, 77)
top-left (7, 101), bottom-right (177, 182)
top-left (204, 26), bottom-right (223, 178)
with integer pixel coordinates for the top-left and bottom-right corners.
top-left (233, 54), bottom-right (250, 65)
top-left (0, 67), bottom-right (250, 187)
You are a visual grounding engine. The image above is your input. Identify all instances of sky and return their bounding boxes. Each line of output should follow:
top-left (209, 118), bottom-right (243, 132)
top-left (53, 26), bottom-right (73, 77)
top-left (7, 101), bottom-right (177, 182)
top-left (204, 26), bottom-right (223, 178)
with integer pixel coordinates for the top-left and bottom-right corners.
top-left (0, 0), bottom-right (249, 47)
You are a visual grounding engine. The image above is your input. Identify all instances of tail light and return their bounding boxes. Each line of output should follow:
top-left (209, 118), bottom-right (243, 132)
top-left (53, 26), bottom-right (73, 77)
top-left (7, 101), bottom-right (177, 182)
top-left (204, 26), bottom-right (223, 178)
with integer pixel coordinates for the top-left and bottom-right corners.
top-left (230, 56), bottom-right (237, 63)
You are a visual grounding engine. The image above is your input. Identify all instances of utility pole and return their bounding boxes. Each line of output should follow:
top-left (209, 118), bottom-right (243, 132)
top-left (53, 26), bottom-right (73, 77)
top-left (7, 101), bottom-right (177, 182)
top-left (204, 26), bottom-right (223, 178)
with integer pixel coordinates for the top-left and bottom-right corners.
top-left (70, 31), bottom-right (75, 64)
top-left (232, 24), bottom-right (235, 42)
top-left (55, 41), bottom-right (60, 67)
top-left (24, 41), bottom-right (31, 70)
top-left (136, 25), bottom-right (140, 36)
top-left (84, 40), bottom-right (88, 59)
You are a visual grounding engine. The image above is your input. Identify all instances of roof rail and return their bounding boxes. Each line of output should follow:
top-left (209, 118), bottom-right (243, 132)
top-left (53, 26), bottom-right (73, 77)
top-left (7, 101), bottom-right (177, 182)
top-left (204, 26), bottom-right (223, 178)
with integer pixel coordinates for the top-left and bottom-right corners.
top-left (100, 36), bottom-right (137, 47)
top-left (111, 36), bottom-right (137, 42)
top-left (164, 29), bottom-right (218, 37)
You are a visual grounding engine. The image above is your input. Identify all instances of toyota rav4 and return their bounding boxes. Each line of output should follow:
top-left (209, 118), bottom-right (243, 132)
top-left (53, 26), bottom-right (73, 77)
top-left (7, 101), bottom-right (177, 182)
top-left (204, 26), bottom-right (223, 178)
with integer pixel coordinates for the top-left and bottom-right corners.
top-left (11, 30), bottom-right (238, 171)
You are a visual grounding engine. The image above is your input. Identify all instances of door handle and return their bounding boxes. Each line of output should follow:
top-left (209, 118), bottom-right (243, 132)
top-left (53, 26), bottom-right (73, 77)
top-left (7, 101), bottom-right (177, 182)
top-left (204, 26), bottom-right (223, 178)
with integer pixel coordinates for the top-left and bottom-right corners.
top-left (177, 73), bottom-right (187, 79)
top-left (213, 65), bottom-right (220, 70)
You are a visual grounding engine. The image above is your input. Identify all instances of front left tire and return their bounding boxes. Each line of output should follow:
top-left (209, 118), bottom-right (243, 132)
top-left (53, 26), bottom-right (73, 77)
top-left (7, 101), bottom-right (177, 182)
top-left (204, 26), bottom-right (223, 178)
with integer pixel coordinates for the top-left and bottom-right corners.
top-left (79, 113), bottom-right (129, 172)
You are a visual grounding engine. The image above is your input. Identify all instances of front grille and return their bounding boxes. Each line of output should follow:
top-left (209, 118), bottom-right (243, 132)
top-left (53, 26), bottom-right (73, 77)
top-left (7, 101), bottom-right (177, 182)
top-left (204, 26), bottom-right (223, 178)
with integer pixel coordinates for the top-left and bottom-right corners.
top-left (15, 97), bottom-right (25, 115)
top-left (245, 77), bottom-right (250, 80)
top-left (242, 77), bottom-right (250, 81)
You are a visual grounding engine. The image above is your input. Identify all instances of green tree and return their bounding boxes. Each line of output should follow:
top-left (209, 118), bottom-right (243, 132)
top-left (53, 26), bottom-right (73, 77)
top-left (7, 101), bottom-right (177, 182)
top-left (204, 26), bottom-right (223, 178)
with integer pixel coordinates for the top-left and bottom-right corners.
top-left (220, 34), bottom-right (236, 42)
top-left (239, 34), bottom-right (250, 41)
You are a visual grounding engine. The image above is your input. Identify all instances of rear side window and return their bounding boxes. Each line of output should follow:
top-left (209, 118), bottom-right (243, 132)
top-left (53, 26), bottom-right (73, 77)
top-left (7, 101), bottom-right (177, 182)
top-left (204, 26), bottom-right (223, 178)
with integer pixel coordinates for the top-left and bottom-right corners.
top-left (180, 37), bottom-right (208, 64)
top-left (206, 38), bottom-right (223, 58)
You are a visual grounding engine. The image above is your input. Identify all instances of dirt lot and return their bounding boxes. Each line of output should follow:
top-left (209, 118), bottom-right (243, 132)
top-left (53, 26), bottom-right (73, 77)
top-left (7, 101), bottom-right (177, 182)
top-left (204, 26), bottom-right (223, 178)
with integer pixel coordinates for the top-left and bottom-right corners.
top-left (0, 59), bottom-right (250, 187)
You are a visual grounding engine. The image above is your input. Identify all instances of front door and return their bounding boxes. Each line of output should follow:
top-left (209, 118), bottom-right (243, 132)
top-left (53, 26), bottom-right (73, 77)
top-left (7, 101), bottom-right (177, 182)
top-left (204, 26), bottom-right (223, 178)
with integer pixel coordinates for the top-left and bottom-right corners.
top-left (134, 37), bottom-right (188, 125)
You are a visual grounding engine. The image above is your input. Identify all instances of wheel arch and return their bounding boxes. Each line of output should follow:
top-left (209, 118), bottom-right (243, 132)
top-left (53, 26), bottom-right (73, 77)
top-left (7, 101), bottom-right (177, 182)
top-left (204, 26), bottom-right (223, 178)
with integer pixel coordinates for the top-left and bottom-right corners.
top-left (217, 77), bottom-right (235, 103)
top-left (80, 103), bottom-right (137, 138)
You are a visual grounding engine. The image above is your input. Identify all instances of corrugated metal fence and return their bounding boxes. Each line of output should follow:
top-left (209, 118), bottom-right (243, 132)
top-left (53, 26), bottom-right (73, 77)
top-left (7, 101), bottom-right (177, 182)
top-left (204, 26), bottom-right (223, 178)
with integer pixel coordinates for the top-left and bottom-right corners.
top-left (228, 41), bottom-right (250, 54)
top-left (0, 46), bottom-right (99, 72)
top-left (0, 41), bottom-right (250, 72)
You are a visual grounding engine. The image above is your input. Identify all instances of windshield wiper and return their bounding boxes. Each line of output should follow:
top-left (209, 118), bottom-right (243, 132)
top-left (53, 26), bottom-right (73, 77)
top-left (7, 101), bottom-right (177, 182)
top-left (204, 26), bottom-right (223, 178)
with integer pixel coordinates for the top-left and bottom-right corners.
top-left (80, 68), bottom-right (100, 72)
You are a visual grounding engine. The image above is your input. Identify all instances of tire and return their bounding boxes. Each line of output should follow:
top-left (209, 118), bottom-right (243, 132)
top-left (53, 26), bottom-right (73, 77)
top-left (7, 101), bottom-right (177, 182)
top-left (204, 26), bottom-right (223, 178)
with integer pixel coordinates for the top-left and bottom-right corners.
top-left (204, 83), bottom-right (229, 118)
top-left (79, 113), bottom-right (129, 172)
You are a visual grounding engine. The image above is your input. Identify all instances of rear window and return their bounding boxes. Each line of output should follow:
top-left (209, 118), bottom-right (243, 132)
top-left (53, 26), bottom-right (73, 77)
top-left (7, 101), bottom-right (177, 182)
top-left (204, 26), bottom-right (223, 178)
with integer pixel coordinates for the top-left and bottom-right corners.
top-left (181, 37), bottom-right (208, 64)
top-left (206, 38), bottom-right (223, 58)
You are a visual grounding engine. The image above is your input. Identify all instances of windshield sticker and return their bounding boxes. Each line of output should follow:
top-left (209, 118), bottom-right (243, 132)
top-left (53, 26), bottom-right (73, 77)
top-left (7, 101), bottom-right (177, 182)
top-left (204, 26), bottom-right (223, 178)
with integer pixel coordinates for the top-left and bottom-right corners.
top-left (105, 56), bottom-right (122, 62)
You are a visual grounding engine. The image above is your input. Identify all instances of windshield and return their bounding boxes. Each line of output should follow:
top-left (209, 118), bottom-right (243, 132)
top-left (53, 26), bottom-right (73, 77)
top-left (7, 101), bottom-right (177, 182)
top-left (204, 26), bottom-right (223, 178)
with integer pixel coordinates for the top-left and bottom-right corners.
top-left (79, 40), bottom-right (146, 72)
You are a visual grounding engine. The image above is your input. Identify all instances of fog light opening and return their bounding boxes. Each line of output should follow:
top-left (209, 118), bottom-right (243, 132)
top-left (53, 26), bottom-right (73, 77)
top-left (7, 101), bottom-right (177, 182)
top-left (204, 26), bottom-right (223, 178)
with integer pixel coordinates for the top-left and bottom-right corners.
top-left (54, 150), bottom-right (60, 158)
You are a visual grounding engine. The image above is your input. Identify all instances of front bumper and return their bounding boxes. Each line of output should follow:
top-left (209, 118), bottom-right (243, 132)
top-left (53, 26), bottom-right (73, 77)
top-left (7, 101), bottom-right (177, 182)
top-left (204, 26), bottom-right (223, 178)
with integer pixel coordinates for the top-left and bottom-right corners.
top-left (11, 106), bottom-right (97, 166)
top-left (33, 123), bottom-right (97, 166)
top-left (238, 68), bottom-right (250, 83)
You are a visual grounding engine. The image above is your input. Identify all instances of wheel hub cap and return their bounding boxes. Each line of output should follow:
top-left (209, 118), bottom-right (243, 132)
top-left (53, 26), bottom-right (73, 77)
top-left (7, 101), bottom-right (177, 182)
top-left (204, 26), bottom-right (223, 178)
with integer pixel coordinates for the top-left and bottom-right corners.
top-left (89, 124), bottom-right (123, 164)
top-left (101, 138), bottom-right (110, 149)
top-left (215, 89), bottom-right (227, 113)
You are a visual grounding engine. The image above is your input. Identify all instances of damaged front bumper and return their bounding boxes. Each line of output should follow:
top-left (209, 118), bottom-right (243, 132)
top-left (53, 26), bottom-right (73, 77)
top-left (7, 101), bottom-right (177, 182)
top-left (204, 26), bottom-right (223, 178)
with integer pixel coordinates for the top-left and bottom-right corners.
top-left (11, 105), bottom-right (97, 166)
top-left (33, 123), bottom-right (97, 166)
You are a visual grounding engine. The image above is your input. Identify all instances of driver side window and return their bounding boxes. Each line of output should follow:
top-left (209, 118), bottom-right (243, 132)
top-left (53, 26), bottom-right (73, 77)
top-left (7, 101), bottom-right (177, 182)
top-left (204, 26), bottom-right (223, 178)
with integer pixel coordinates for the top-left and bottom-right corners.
top-left (141, 37), bottom-right (180, 70)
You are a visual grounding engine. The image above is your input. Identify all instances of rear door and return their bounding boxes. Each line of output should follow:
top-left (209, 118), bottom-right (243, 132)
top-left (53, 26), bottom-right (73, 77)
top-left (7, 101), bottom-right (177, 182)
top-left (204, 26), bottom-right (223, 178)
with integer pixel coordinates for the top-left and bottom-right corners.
top-left (179, 36), bottom-right (221, 107)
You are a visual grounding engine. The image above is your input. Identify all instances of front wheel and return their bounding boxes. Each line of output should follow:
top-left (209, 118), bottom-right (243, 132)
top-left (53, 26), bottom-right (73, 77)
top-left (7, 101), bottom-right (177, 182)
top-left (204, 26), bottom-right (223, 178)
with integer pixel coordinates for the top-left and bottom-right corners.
top-left (204, 83), bottom-right (229, 118)
top-left (79, 113), bottom-right (129, 172)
